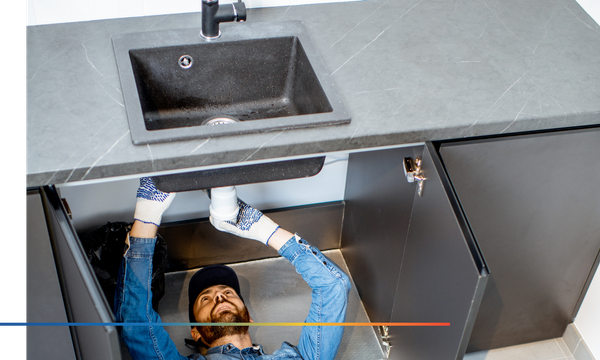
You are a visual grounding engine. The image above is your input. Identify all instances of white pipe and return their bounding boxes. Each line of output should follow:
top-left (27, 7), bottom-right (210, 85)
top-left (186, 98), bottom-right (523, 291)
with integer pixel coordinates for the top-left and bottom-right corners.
top-left (209, 186), bottom-right (239, 230)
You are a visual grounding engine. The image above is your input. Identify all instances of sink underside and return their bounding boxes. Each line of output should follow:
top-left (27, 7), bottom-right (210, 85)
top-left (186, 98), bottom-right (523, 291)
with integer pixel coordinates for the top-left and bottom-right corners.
top-left (112, 21), bottom-right (350, 144)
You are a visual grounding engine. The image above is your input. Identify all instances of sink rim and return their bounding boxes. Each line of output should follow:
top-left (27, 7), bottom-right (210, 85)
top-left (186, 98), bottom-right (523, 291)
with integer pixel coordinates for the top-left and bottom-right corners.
top-left (112, 21), bottom-right (351, 145)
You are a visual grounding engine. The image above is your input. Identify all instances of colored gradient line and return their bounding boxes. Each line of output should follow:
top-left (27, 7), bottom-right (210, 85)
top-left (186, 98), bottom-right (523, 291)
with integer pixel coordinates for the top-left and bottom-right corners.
top-left (211, 323), bottom-right (451, 327)
top-left (0, 322), bottom-right (450, 327)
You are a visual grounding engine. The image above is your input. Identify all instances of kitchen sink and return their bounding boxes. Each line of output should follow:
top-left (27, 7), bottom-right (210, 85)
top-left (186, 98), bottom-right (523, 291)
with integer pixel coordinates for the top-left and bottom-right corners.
top-left (112, 21), bottom-right (350, 144)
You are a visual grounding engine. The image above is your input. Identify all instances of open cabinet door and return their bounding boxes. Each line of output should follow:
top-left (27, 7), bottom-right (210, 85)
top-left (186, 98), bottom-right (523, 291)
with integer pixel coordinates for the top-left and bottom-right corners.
top-left (39, 186), bottom-right (122, 360)
top-left (27, 189), bottom-right (77, 360)
top-left (342, 142), bottom-right (488, 360)
top-left (386, 142), bottom-right (488, 360)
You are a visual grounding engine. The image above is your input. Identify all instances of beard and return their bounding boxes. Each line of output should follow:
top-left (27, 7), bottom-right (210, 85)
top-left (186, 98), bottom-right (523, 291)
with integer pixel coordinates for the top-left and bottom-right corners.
top-left (197, 301), bottom-right (250, 346)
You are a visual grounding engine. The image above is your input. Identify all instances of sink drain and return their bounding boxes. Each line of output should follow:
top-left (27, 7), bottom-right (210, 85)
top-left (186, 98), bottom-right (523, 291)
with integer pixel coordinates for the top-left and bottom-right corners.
top-left (202, 116), bottom-right (239, 126)
top-left (178, 55), bottom-right (193, 69)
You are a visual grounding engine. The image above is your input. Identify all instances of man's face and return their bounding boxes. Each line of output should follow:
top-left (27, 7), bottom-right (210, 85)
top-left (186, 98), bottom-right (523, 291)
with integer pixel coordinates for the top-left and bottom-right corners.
top-left (192, 284), bottom-right (251, 346)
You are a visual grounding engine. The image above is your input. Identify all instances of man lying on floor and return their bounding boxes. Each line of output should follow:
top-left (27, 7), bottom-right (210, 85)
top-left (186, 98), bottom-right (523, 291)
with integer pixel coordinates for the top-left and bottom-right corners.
top-left (114, 177), bottom-right (351, 359)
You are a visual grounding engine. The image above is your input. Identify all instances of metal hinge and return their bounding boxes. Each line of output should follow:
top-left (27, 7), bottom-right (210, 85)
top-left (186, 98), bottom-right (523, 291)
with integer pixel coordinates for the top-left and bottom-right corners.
top-left (378, 325), bottom-right (392, 358)
top-left (403, 157), bottom-right (426, 197)
top-left (61, 198), bottom-right (73, 220)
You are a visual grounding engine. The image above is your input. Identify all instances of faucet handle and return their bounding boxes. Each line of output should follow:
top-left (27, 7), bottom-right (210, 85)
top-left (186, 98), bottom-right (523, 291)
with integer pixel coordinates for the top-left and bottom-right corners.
top-left (201, 0), bottom-right (246, 39)
top-left (233, 1), bottom-right (246, 22)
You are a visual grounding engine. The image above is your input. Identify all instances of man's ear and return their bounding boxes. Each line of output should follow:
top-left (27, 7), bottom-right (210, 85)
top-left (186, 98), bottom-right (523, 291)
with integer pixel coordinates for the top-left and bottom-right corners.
top-left (191, 327), bottom-right (201, 342)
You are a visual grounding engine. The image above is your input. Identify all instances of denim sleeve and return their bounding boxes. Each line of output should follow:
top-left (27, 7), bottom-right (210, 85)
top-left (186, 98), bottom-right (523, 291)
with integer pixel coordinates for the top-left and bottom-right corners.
top-left (113, 235), bottom-right (189, 360)
top-left (278, 234), bottom-right (352, 360)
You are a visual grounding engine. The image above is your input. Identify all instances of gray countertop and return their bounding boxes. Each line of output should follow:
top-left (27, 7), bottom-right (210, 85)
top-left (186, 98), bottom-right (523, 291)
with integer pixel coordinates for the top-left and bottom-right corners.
top-left (26, 0), bottom-right (600, 187)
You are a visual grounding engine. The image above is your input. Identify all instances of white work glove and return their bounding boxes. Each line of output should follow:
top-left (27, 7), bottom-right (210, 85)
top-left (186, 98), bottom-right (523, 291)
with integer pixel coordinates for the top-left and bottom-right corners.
top-left (211, 198), bottom-right (280, 245)
top-left (133, 177), bottom-right (176, 226)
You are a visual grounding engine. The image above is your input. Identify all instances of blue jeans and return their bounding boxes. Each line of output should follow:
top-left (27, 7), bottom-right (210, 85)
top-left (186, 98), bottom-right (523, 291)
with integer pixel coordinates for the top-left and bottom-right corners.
top-left (114, 234), bottom-right (351, 360)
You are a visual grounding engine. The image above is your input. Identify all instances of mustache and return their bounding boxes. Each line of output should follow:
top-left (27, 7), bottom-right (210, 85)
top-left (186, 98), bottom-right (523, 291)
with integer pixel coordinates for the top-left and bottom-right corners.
top-left (211, 299), bottom-right (237, 318)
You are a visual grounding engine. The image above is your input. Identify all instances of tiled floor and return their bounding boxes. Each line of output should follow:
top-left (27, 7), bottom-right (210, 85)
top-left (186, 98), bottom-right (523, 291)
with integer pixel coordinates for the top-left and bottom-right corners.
top-left (463, 323), bottom-right (596, 360)
top-left (464, 338), bottom-right (576, 360)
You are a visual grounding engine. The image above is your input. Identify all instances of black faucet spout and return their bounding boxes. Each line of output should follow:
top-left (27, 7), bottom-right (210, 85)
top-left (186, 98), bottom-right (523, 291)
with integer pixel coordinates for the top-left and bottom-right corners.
top-left (201, 0), bottom-right (247, 40)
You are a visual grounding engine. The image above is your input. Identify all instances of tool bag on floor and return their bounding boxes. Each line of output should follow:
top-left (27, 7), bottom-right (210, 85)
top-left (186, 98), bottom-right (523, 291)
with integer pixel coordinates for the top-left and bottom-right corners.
top-left (80, 221), bottom-right (168, 312)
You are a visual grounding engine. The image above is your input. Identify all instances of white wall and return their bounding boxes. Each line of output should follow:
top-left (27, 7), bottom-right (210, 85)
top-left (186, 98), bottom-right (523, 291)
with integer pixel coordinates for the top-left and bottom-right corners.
top-left (25, 0), bottom-right (599, 33)
top-left (575, 269), bottom-right (600, 358)
top-left (26, 0), bottom-right (361, 26)
top-left (577, 0), bottom-right (600, 24)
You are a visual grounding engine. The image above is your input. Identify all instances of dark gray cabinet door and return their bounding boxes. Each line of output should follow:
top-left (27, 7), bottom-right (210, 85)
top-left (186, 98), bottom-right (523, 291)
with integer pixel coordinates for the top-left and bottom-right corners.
top-left (387, 143), bottom-right (488, 360)
top-left (341, 145), bottom-right (418, 324)
top-left (342, 143), bottom-right (488, 360)
top-left (39, 186), bottom-right (122, 360)
top-left (439, 127), bottom-right (600, 352)
top-left (27, 189), bottom-right (77, 360)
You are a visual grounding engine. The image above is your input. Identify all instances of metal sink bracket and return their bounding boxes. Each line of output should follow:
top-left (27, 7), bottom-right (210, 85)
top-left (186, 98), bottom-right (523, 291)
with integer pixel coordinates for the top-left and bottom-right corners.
top-left (403, 157), bottom-right (426, 197)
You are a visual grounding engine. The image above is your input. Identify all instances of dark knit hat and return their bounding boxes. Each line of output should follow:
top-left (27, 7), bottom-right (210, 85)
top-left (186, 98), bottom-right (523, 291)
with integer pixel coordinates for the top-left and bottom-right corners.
top-left (188, 264), bottom-right (243, 324)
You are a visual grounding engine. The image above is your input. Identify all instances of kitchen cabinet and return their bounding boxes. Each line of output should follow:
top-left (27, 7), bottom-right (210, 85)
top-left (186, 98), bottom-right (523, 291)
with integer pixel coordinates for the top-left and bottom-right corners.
top-left (30, 127), bottom-right (599, 360)
top-left (34, 145), bottom-right (488, 360)
top-left (340, 126), bottom-right (600, 359)
top-left (438, 126), bottom-right (600, 352)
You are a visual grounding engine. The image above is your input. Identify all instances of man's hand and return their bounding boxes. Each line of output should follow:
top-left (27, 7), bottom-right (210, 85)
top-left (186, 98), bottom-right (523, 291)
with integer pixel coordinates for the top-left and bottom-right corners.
top-left (133, 177), bottom-right (176, 227)
top-left (212, 198), bottom-right (280, 246)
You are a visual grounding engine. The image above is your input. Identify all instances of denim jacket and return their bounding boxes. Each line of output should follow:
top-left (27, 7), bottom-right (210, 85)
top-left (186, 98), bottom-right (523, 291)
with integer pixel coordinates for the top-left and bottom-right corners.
top-left (114, 234), bottom-right (351, 360)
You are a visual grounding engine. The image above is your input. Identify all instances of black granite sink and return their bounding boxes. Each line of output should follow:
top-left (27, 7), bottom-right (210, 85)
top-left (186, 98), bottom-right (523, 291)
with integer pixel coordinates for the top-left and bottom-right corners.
top-left (112, 21), bottom-right (350, 144)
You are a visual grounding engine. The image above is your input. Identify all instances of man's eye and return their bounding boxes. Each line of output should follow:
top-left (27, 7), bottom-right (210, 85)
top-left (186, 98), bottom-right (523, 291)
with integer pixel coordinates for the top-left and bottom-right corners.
top-left (201, 297), bottom-right (209, 302)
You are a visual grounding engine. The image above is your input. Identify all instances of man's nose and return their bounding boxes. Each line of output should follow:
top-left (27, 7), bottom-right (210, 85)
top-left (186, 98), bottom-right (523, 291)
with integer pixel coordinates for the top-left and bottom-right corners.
top-left (214, 291), bottom-right (227, 303)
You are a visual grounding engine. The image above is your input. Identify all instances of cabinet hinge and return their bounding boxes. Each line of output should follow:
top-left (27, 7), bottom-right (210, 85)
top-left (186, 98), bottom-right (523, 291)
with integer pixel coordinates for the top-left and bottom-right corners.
top-left (61, 198), bottom-right (73, 220)
top-left (403, 157), bottom-right (426, 197)
top-left (378, 325), bottom-right (392, 358)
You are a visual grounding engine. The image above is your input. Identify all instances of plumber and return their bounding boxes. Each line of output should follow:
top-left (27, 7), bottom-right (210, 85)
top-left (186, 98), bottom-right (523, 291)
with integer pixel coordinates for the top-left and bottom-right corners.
top-left (114, 177), bottom-right (351, 360)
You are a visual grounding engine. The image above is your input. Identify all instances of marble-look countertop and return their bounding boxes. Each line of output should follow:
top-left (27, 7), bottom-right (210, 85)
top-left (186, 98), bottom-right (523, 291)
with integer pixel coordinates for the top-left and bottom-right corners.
top-left (26, 0), bottom-right (600, 187)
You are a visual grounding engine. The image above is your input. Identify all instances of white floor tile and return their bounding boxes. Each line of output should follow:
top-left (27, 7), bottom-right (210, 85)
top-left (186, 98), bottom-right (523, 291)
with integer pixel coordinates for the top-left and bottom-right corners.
top-left (556, 338), bottom-right (574, 357)
top-left (463, 339), bottom-right (567, 360)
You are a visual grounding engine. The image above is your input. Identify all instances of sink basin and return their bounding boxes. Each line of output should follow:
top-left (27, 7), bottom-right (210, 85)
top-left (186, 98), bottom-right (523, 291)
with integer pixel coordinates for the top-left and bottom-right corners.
top-left (112, 21), bottom-right (350, 144)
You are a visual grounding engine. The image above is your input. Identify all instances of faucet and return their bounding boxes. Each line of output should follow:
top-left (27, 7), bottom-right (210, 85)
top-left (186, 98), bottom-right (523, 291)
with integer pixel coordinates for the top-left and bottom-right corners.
top-left (201, 0), bottom-right (247, 40)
